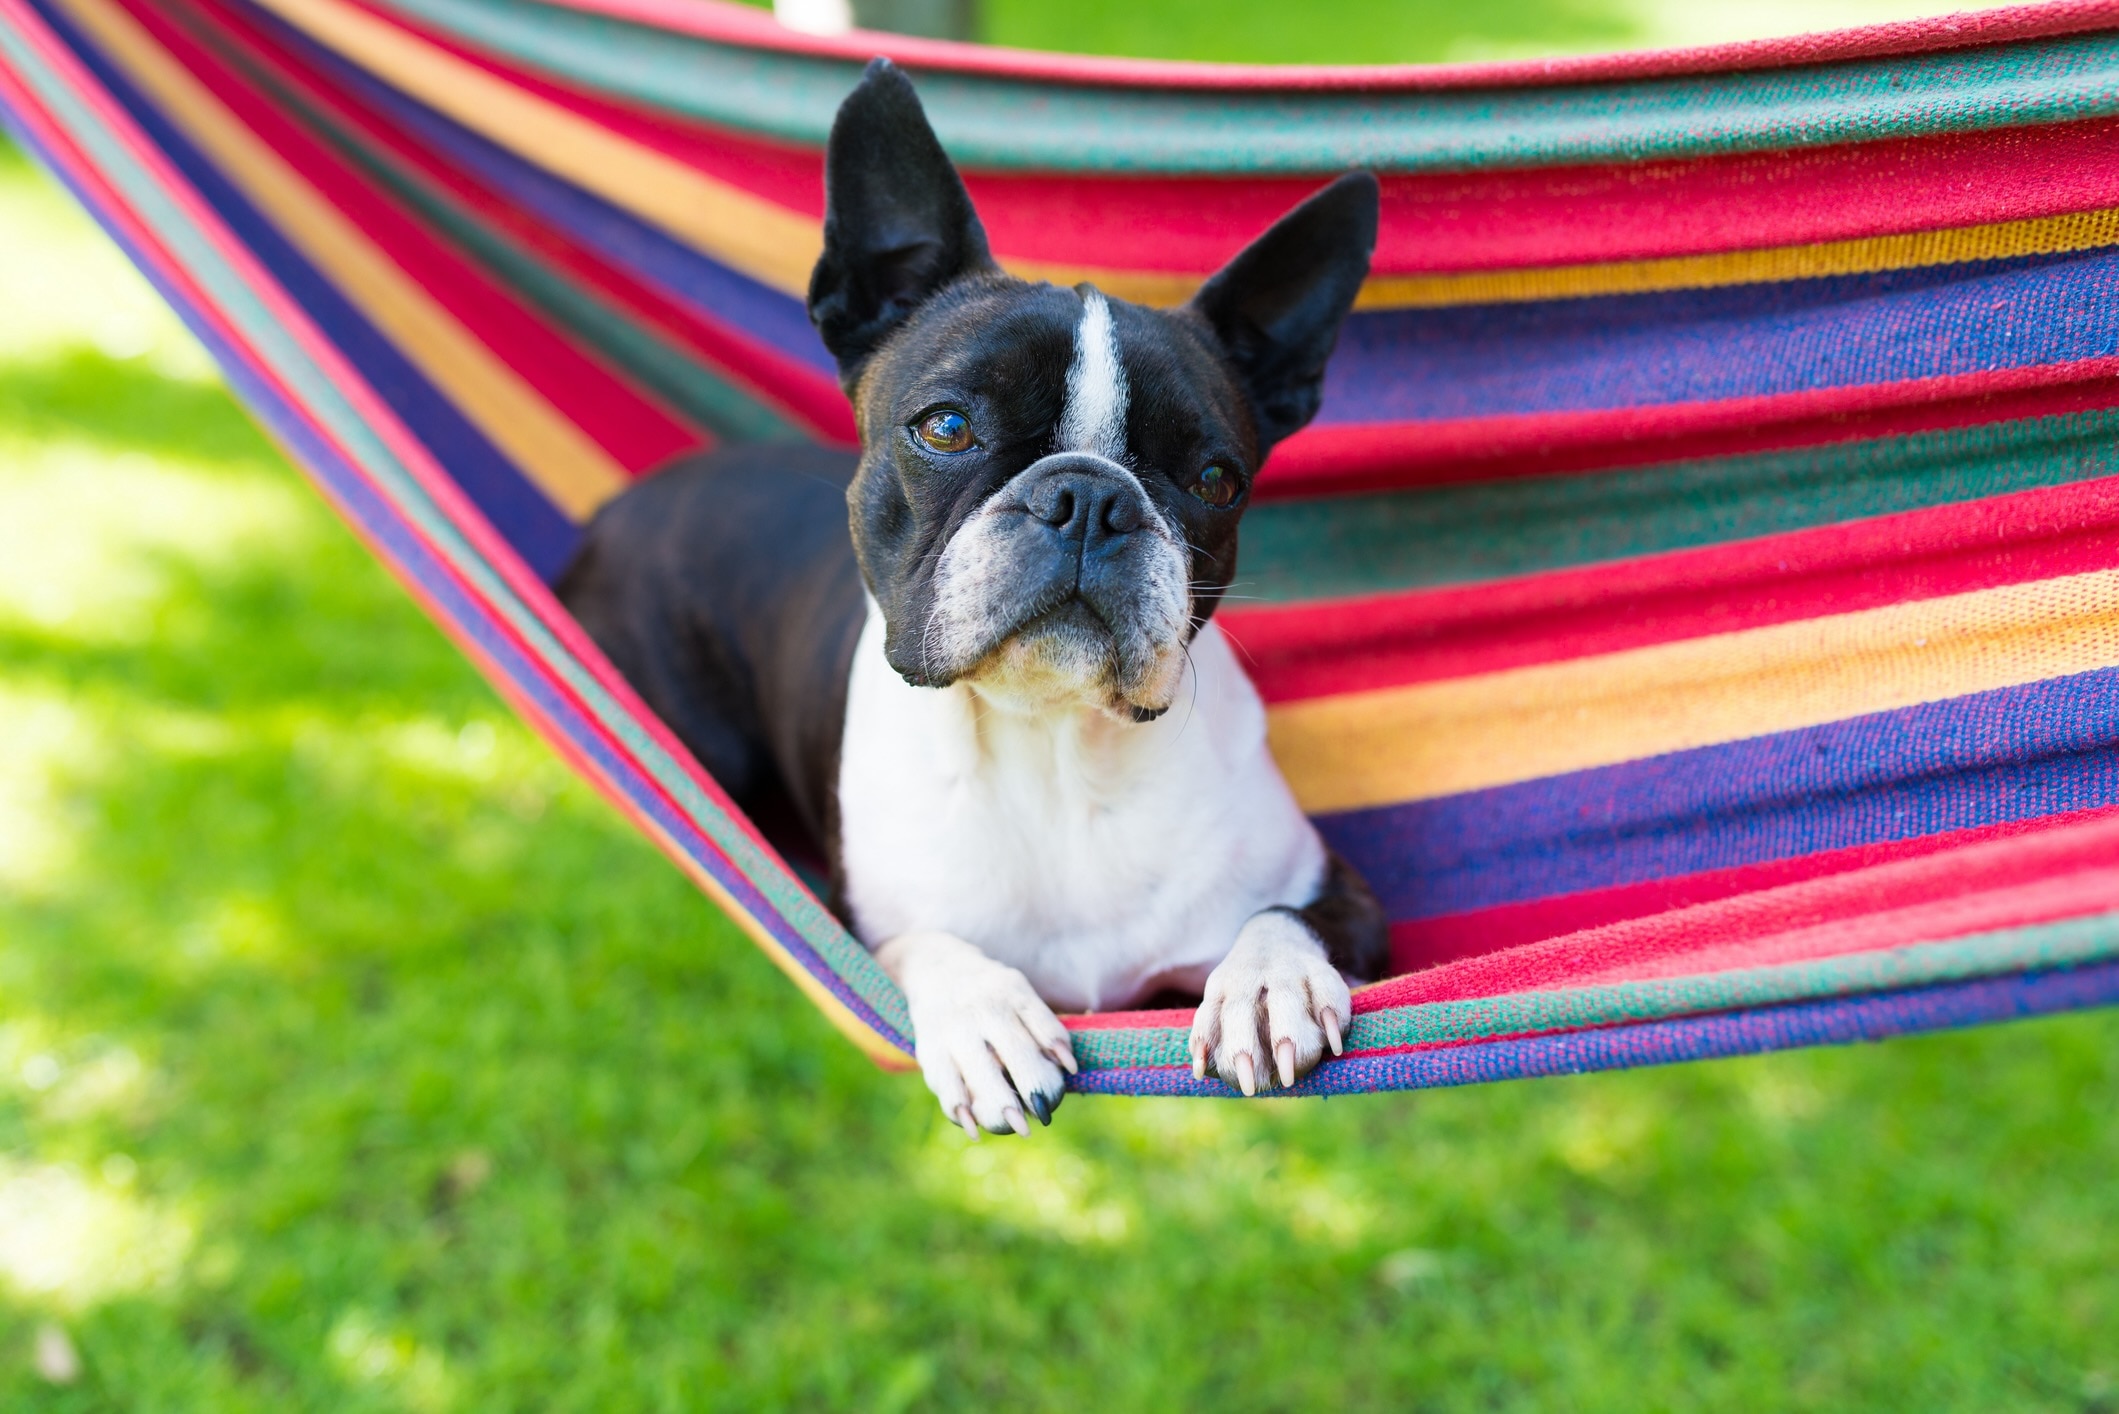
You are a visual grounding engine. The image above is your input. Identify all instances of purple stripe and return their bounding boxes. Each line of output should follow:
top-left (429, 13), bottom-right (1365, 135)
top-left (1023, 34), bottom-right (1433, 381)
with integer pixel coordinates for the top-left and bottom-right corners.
top-left (1072, 959), bottom-right (2119, 1097)
top-left (32, 0), bottom-right (583, 578)
top-left (1317, 249), bottom-right (2119, 426)
top-left (1, 40), bottom-right (909, 1052)
top-left (1320, 665), bottom-right (2119, 922)
top-left (243, 2), bottom-right (834, 377)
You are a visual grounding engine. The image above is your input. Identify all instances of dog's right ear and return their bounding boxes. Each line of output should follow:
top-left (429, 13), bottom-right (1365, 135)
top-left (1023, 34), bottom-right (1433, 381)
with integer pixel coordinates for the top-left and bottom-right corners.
top-left (808, 59), bottom-right (994, 387)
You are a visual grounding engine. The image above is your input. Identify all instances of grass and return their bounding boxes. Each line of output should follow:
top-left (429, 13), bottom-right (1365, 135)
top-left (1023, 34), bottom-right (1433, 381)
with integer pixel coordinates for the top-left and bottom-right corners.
top-left (6, 11), bottom-right (2119, 1408)
top-left (976, 0), bottom-right (1974, 66)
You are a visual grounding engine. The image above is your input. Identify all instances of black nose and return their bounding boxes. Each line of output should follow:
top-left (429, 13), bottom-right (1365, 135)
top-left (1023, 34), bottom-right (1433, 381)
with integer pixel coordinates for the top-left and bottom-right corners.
top-left (1025, 467), bottom-right (1145, 544)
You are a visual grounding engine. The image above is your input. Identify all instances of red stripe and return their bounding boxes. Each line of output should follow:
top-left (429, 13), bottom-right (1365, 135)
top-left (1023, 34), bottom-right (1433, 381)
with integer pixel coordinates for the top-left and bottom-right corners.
top-left (1221, 473), bottom-right (2119, 703)
top-left (1262, 360), bottom-right (2119, 500)
top-left (1351, 811), bottom-right (2119, 1012)
top-left (1385, 808), bottom-right (2119, 971)
top-left (337, 5), bottom-right (2119, 280)
top-left (18, 0), bottom-right (783, 864)
top-left (8, 0), bottom-right (863, 1040)
top-left (348, 0), bottom-right (832, 216)
top-left (127, 0), bottom-right (703, 473)
top-left (200, 0), bottom-right (854, 444)
top-left (531, 0), bottom-right (2119, 95)
top-left (969, 117), bottom-right (2119, 278)
top-left (1064, 810), bottom-right (2119, 1033)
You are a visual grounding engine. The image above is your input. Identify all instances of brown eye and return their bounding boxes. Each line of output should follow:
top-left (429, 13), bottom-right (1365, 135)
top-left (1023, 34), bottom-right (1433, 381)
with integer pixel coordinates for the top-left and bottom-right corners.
top-left (1190, 464), bottom-right (1240, 508)
top-left (914, 409), bottom-right (975, 454)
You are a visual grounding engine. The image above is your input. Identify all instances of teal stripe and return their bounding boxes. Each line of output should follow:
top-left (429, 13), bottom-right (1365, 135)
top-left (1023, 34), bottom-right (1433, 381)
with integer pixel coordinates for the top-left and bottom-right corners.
top-left (0, 19), bottom-right (911, 1037)
top-left (379, 0), bottom-right (2119, 174)
top-left (268, 69), bottom-right (807, 444)
top-left (1070, 910), bottom-right (2119, 1071)
top-left (1240, 409), bottom-right (2119, 603)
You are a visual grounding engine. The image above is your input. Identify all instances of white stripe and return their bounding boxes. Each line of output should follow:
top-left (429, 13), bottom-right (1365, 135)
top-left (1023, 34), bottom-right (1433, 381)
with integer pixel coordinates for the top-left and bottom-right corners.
top-left (1057, 289), bottom-right (1128, 462)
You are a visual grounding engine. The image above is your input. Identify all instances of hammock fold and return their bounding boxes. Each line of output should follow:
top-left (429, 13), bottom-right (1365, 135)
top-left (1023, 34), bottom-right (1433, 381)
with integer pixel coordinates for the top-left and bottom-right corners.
top-left (9, 0), bottom-right (2119, 1095)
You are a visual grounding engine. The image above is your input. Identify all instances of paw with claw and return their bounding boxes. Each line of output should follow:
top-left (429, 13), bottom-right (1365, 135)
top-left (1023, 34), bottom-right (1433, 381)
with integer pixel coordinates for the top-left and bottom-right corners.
top-left (1189, 909), bottom-right (1351, 1094)
top-left (876, 930), bottom-right (1077, 1137)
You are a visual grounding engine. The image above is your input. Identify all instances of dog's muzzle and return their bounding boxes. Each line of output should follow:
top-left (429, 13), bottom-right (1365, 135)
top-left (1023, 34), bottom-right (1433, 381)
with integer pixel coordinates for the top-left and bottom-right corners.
top-left (925, 454), bottom-right (1190, 710)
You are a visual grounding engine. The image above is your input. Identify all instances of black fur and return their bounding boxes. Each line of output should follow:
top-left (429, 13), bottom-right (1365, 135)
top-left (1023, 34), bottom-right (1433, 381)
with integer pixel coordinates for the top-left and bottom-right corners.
top-left (557, 61), bottom-right (1389, 980)
top-left (556, 444), bottom-right (865, 881)
top-left (807, 58), bottom-right (995, 390)
top-left (1188, 173), bottom-right (1380, 453)
top-left (1273, 850), bottom-right (1389, 981)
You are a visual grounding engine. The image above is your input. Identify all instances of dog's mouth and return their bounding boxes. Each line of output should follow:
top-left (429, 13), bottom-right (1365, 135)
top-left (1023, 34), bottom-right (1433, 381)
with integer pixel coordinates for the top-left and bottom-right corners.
top-left (953, 593), bottom-right (1186, 719)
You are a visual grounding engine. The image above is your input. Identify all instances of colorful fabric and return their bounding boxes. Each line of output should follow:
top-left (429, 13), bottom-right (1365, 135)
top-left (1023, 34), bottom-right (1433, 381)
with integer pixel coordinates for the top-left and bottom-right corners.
top-left (6, 0), bottom-right (2119, 1095)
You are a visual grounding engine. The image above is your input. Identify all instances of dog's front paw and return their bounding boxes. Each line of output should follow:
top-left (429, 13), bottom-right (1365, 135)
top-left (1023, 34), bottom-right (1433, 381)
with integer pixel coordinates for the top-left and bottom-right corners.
top-left (1190, 909), bottom-right (1352, 1095)
top-left (876, 930), bottom-right (1077, 1138)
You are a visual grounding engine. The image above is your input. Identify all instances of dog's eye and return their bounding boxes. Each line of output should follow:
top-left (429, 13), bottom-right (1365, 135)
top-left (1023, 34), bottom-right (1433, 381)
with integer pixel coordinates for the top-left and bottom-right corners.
top-left (1189, 464), bottom-right (1240, 508)
top-left (913, 409), bottom-right (975, 455)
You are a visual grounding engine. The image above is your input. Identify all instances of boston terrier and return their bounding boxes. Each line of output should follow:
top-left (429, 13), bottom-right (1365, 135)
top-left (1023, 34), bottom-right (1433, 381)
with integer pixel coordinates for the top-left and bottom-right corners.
top-left (559, 59), bottom-right (1388, 1136)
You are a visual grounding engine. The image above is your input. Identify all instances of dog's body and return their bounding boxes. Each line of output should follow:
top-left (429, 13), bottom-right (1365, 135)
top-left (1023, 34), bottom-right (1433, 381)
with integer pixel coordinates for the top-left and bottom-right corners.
top-left (561, 61), bottom-right (1387, 1133)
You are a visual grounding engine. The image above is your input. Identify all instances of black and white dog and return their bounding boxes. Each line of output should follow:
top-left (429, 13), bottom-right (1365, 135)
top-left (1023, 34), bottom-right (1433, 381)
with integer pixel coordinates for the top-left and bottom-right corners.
top-left (560, 60), bottom-right (1387, 1135)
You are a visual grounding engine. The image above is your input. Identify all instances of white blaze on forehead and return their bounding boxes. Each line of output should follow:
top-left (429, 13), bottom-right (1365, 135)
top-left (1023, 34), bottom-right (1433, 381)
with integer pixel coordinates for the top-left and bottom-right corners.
top-left (1057, 289), bottom-right (1128, 463)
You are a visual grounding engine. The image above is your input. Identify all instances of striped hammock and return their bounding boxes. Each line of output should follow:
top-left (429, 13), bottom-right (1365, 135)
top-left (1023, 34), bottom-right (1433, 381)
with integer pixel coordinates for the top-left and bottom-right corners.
top-left (9, 0), bottom-right (2119, 1098)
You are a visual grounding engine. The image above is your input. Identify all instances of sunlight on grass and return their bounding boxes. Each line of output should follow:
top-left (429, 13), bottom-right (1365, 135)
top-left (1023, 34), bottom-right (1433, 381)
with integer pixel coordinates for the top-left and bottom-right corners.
top-left (0, 687), bottom-right (101, 894)
top-left (0, 143), bottom-right (210, 379)
top-left (930, 1133), bottom-right (1136, 1244)
top-left (0, 440), bottom-right (310, 641)
top-left (7, 9), bottom-right (2119, 1401)
top-left (324, 1309), bottom-right (459, 1413)
top-left (0, 1159), bottom-right (193, 1313)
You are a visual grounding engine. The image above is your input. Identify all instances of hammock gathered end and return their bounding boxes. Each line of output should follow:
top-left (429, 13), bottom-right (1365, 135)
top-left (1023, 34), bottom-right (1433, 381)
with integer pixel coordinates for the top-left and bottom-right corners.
top-left (8, 0), bottom-right (2119, 1096)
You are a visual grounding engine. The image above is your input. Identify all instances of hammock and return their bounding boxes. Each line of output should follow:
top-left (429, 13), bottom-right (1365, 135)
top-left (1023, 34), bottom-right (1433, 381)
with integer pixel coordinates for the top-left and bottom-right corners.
top-left (10, 0), bottom-right (2119, 1099)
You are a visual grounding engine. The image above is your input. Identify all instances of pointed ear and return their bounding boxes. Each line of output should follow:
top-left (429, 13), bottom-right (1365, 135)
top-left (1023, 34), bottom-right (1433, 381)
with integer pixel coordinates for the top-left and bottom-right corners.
top-left (1187, 172), bottom-right (1379, 453)
top-left (807, 58), bottom-right (995, 386)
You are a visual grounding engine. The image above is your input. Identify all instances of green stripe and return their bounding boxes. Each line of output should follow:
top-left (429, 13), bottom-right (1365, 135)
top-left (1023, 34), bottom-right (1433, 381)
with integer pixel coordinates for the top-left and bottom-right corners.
top-left (1071, 910), bottom-right (2119, 1072)
top-left (0, 22), bottom-right (911, 1038)
top-left (380, 0), bottom-right (2119, 174)
top-left (270, 72), bottom-right (807, 444)
top-left (1240, 409), bottom-right (2119, 603)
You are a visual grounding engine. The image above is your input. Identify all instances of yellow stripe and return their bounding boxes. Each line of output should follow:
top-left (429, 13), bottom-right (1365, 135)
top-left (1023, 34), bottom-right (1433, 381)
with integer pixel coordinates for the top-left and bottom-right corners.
top-left (254, 0), bottom-right (2119, 311)
top-left (58, 0), bottom-right (627, 517)
top-left (1353, 208), bottom-right (2119, 309)
top-left (1269, 569), bottom-right (2119, 815)
top-left (249, 0), bottom-right (823, 295)
top-left (1042, 205), bottom-right (2119, 309)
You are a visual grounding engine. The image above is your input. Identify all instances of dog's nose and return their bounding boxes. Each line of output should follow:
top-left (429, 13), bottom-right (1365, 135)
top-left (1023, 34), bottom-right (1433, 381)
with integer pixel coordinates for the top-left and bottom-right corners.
top-left (1024, 467), bottom-right (1144, 544)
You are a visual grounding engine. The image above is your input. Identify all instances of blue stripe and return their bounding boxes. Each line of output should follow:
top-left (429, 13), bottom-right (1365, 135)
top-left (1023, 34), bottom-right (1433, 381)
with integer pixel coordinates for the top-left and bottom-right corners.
top-left (1073, 958), bottom-right (2119, 1097)
top-left (1317, 249), bottom-right (2119, 425)
top-left (252, 6), bottom-right (835, 377)
top-left (33, 0), bottom-right (583, 579)
top-left (1318, 666), bottom-right (2119, 921)
top-left (0, 62), bottom-right (911, 1055)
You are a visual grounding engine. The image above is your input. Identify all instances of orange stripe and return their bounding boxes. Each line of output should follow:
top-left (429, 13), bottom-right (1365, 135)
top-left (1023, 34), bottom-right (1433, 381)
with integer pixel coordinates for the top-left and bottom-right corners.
top-left (254, 0), bottom-right (2119, 310)
top-left (1269, 568), bottom-right (2119, 814)
top-left (58, 0), bottom-right (630, 516)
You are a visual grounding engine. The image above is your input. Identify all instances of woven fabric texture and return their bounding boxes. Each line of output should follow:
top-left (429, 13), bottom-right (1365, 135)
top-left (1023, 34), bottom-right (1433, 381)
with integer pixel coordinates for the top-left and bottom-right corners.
top-left (6, 0), bottom-right (2119, 1094)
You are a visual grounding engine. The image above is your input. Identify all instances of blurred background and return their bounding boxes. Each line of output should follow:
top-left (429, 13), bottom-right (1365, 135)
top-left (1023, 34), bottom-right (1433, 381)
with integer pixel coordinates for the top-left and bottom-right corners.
top-left (7, 2), bottom-right (2119, 1410)
top-left (788, 0), bottom-right (1984, 58)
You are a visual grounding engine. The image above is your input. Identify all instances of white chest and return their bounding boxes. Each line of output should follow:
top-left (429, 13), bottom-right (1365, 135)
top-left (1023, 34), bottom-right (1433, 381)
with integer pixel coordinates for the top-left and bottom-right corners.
top-left (836, 610), bottom-right (1326, 1011)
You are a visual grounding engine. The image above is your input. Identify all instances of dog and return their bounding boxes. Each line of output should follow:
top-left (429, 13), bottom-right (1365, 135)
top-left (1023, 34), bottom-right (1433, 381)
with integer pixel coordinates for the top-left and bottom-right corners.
top-left (559, 59), bottom-right (1388, 1136)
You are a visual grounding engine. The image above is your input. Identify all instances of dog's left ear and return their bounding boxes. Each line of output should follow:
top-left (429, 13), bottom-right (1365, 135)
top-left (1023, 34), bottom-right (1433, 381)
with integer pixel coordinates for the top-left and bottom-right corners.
top-left (809, 58), bottom-right (996, 388)
top-left (1187, 172), bottom-right (1379, 453)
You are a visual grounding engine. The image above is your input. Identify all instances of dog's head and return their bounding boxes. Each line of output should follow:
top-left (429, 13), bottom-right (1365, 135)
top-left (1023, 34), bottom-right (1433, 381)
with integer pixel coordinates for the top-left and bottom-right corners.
top-left (810, 60), bottom-right (1378, 720)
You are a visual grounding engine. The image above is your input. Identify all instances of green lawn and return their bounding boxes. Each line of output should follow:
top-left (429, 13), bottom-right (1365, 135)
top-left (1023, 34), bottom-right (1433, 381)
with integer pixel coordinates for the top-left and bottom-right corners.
top-left (6, 14), bottom-right (2119, 1410)
top-left (979, 0), bottom-right (1970, 65)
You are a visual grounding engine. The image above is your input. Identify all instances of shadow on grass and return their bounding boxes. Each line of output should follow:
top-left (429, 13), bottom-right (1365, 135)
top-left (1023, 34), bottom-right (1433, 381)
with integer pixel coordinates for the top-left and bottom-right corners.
top-left (5, 450), bottom-right (2119, 1413)
top-left (2, 350), bottom-right (2119, 1412)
